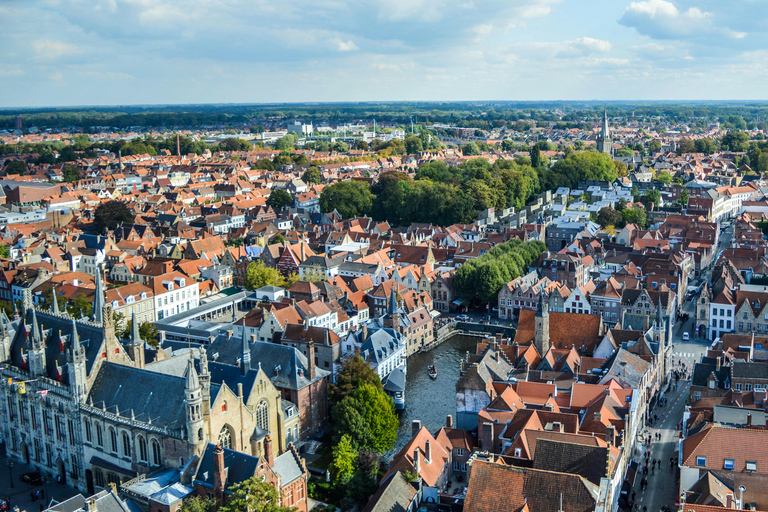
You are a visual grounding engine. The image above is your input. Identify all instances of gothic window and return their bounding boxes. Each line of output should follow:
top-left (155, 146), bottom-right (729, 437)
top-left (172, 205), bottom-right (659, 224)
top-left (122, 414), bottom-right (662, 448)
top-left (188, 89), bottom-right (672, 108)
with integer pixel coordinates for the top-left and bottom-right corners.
top-left (122, 432), bottom-right (131, 457)
top-left (96, 423), bottom-right (103, 447)
top-left (94, 468), bottom-right (105, 488)
top-left (256, 401), bottom-right (269, 432)
top-left (218, 425), bottom-right (233, 449)
top-left (151, 439), bottom-right (161, 466)
top-left (84, 420), bottom-right (92, 443)
top-left (109, 427), bottom-right (118, 454)
top-left (138, 437), bottom-right (148, 462)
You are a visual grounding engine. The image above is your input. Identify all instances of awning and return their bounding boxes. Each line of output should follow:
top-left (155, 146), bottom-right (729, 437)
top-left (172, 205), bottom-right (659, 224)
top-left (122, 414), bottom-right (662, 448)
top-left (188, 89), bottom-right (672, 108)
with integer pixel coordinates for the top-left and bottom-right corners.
top-left (451, 299), bottom-right (464, 306)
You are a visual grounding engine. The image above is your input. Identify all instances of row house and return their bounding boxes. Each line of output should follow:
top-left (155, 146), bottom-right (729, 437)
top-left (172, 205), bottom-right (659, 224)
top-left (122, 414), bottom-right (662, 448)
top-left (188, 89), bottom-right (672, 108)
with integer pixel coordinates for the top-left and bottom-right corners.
top-left (150, 272), bottom-right (201, 321)
top-left (590, 277), bottom-right (623, 323)
top-left (532, 252), bottom-right (588, 289)
top-left (430, 271), bottom-right (455, 313)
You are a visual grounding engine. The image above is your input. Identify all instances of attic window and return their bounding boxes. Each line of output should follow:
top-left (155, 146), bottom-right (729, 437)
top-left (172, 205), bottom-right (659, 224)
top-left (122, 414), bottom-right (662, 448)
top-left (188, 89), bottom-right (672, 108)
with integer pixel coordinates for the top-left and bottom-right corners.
top-left (724, 459), bottom-right (734, 470)
top-left (696, 456), bottom-right (706, 467)
top-left (746, 461), bottom-right (757, 471)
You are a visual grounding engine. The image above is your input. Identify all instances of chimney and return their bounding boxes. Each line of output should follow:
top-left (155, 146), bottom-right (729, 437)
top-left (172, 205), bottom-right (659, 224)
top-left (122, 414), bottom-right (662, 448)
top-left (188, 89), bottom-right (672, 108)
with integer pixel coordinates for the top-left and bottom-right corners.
top-left (605, 425), bottom-right (616, 446)
top-left (226, 330), bottom-right (233, 339)
top-left (308, 341), bottom-right (316, 380)
top-left (446, 414), bottom-right (453, 428)
top-left (726, 493), bottom-right (735, 509)
top-left (747, 412), bottom-right (752, 426)
top-left (158, 331), bottom-right (166, 345)
top-left (264, 435), bottom-right (274, 467)
top-left (716, 356), bottom-right (721, 371)
top-left (213, 444), bottom-right (226, 504)
top-left (413, 449), bottom-right (421, 475)
top-left (237, 383), bottom-right (243, 398)
top-left (412, 420), bottom-right (422, 437)
top-left (251, 334), bottom-right (257, 343)
top-left (86, 498), bottom-right (98, 512)
top-left (425, 439), bottom-right (432, 464)
top-left (553, 421), bottom-right (564, 433)
top-left (362, 323), bottom-right (368, 340)
top-left (481, 422), bottom-right (494, 452)
top-left (594, 412), bottom-right (602, 423)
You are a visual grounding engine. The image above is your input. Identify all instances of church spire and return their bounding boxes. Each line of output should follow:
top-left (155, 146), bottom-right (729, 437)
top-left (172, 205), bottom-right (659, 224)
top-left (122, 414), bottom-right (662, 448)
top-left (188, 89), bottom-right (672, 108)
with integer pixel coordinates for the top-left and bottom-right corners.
top-left (93, 268), bottom-right (105, 324)
top-left (51, 285), bottom-right (60, 315)
top-left (388, 286), bottom-right (398, 315)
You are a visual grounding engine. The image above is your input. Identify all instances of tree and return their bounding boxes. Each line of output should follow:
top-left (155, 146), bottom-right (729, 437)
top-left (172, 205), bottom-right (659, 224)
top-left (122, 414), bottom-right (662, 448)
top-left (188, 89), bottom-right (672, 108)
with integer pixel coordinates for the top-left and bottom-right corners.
top-left (656, 172), bottom-right (672, 184)
top-left (62, 165), bottom-right (81, 182)
top-left (219, 138), bottom-right (251, 152)
top-left (319, 181), bottom-right (374, 219)
top-left (404, 135), bottom-right (423, 154)
top-left (219, 476), bottom-right (296, 512)
top-left (621, 207), bottom-right (648, 229)
top-left (462, 143), bottom-right (481, 156)
top-left (329, 355), bottom-right (383, 408)
top-left (616, 148), bottom-right (634, 157)
top-left (649, 140), bottom-right (662, 153)
top-left (330, 435), bottom-right (358, 486)
top-left (680, 188), bottom-right (690, 207)
top-left (645, 189), bottom-right (661, 209)
top-left (244, 261), bottom-right (286, 291)
top-left (596, 207), bottom-right (623, 228)
top-left (301, 167), bottom-right (322, 185)
top-left (530, 145), bottom-right (541, 168)
top-left (677, 138), bottom-right (696, 155)
top-left (266, 189), bottom-right (293, 211)
top-left (331, 141), bottom-right (349, 153)
top-left (139, 322), bottom-right (160, 347)
top-left (351, 383), bottom-right (399, 453)
top-left (0, 245), bottom-right (9, 259)
top-left (4, 160), bottom-right (26, 176)
top-left (180, 496), bottom-right (216, 512)
top-left (68, 295), bottom-right (93, 319)
top-left (94, 200), bottom-right (135, 232)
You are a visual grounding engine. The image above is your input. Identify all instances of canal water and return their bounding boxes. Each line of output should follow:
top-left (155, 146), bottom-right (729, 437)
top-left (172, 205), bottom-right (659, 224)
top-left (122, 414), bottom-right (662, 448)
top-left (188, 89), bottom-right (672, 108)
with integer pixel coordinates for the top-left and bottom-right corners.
top-left (389, 334), bottom-right (480, 456)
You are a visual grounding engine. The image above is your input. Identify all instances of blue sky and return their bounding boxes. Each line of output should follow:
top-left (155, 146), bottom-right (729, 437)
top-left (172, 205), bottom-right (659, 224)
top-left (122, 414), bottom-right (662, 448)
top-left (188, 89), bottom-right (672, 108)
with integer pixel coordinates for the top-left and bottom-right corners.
top-left (1, 0), bottom-right (767, 107)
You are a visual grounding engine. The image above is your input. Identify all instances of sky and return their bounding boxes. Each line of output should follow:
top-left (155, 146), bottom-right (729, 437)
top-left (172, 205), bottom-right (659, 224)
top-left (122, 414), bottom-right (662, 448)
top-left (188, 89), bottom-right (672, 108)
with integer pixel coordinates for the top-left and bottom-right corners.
top-left (1, 0), bottom-right (767, 107)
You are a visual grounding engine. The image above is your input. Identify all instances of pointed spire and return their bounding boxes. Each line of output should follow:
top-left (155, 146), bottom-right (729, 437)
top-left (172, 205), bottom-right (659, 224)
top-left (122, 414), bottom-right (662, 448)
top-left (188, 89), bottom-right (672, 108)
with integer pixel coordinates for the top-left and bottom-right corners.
top-left (51, 285), bottom-right (60, 315)
top-left (131, 310), bottom-right (142, 346)
top-left (30, 308), bottom-right (42, 347)
top-left (241, 318), bottom-right (251, 376)
top-left (388, 286), bottom-right (398, 315)
top-left (70, 319), bottom-right (81, 354)
top-left (185, 355), bottom-right (200, 390)
top-left (93, 268), bottom-right (105, 324)
top-left (536, 290), bottom-right (548, 317)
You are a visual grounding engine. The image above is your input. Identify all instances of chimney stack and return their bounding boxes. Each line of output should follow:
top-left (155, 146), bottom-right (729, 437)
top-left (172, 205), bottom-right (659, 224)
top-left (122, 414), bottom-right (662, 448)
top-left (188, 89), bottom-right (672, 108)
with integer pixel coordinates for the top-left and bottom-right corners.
top-left (605, 425), bottom-right (616, 446)
top-left (213, 444), bottom-right (226, 504)
top-left (308, 340), bottom-right (316, 380)
top-left (482, 422), bottom-right (494, 452)
top-left (264, 435), bottom-right (274, 467)
top-left (412, 420), bottom-right (422, 437)
top-left (552, 421), bottom-right (564, 433)
top-left (425, 439), bottom-right (432, 464)
top-left (716, 356), bottom-right (721, 371)
top-left (446, 415), bottom-right (453, 428)
top-left (362, 323), bottom-right (368, 340)
top-left (413, 449), bottom-right (420, 475)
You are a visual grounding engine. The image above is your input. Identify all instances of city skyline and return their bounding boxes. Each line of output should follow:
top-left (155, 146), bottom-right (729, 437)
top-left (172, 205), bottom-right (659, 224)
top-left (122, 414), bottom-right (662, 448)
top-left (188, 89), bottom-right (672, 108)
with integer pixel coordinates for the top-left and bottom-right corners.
top-left (2, 0), bottom-right (767, 107)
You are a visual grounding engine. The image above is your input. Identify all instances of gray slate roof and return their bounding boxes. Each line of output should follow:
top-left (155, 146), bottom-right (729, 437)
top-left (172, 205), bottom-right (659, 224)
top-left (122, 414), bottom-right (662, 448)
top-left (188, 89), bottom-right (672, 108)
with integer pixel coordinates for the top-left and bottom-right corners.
top-left (194, 443), bottom-right (259, 490)
top-left (272, 449), bottom-right (304, 485)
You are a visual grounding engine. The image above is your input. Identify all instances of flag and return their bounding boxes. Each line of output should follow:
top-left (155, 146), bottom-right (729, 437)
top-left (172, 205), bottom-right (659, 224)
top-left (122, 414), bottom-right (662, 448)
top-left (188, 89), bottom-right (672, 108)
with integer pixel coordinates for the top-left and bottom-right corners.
top-left (17, 381), bottom-right (26, 394)
top-left (37, 390), bottom-right (48, 398)
top-left (7, 378), bottom-right (11, 386)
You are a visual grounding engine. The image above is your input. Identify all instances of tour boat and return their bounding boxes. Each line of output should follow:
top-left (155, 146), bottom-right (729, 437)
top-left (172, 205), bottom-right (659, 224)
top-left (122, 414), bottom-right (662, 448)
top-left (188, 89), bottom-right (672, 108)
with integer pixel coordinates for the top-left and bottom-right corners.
top-left (428, 365), bottom-right (437, 379)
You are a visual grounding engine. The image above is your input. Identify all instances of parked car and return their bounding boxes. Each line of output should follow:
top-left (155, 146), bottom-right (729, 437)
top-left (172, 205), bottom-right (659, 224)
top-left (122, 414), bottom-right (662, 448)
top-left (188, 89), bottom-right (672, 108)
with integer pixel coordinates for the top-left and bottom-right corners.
top-left (20, 472), bottom-right (43, 485)
top-left (682, 332), bottom-right (690, 341)
top-left (456, 314), bottom-right (470, 322)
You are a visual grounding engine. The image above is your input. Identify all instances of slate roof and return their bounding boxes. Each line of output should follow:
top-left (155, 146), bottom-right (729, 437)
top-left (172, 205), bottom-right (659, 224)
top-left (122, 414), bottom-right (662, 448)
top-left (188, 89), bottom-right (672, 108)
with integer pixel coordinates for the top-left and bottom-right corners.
top-left (361, 471), bottom-right (417, 512)
top-left (88, 362), bottom-right (187, 431)
top-left (532, 438), bottom-right (612, 485)
top-left (732, 361), bottom-right (768, 380)
top-left (692, 361), bottom-right (730, 389)
top-left (272, 448), bottom-right (304, 485)
top-left (194, 443), bottom-right (259, 490)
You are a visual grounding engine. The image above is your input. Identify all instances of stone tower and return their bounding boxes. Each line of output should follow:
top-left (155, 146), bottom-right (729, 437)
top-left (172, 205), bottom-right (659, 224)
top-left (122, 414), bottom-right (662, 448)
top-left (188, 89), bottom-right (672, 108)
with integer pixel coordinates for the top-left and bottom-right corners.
top-left (534, 292), bottom-right (550, 356)
top-left (126, 311), bottom-right (145, 369)
top-left (198, 347), bottom-right (211, 415)
top-left (385, 287), bottom-right (401, 333)
top-left (67, 319), bottom-right (88, 402)
top-left (184, 355), bottom-right (205, 447)
top-left (596, 109), bottom-right (612, 155)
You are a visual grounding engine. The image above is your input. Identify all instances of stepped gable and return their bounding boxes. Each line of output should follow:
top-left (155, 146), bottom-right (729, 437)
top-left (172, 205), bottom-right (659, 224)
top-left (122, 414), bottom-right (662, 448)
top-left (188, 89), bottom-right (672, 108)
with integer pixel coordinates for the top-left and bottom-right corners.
top-left (88, 361), bottom-right (187, 430)
top-left (9, 307), bottom-right (105, 383)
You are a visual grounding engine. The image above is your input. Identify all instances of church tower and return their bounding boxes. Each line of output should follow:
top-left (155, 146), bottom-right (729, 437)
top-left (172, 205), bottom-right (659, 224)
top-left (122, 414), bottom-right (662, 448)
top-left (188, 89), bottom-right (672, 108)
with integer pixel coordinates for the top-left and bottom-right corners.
top-left (126, 311), bottom-right (145, 369)
top-left (184, 355), bottom-right (205, 447)
top-left (384, 288), bottom-right (401, 333)
top-left (199, 347), bottom-right (211, 415)
top-left (596, 109), bottom-right (612, 155)
top-left (67, 319), bottom-right (88, 402)
top-left (534, 292), bottom-right (550, 356)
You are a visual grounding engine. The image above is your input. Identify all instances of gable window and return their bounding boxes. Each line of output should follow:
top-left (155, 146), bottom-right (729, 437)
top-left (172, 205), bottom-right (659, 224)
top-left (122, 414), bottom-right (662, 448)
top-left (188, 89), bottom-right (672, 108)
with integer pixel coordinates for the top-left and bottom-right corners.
top-left (746, 461), bottom-right (757, 471)
top-left (456, 448), bottom-right (464, 457)
top-left (735, 383), bottom-right (743, 391)
top-left (724, 459), bottom-right (734, 470)
top-left (514, 448), bottom-right (522, 458)
top-left (697, 456), bottom-right (707, 467)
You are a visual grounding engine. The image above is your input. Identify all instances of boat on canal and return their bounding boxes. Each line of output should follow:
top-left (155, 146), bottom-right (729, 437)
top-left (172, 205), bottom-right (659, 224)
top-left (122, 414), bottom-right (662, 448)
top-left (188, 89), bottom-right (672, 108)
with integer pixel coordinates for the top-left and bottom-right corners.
top-left (428, 365), bottom-right (437, 379)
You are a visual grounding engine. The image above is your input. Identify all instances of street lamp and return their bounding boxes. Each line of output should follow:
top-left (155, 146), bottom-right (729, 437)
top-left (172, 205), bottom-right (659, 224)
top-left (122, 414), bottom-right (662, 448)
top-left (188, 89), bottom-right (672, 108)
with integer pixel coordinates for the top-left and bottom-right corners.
top-left (6, 460), bottom-right (13, 489)
top-left (739, 485), bottom-right (746, 510)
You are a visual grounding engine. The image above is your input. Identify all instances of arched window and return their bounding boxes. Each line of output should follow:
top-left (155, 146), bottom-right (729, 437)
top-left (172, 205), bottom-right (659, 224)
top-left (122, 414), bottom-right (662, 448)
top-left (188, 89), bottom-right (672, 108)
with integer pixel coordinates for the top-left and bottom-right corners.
top-left (151, 439), bottom-right (161, 466)
top-left (138, 437), bottom-right (148, 462)
top-left (256, 400), bottom-right (269, 432)
top-left (109, 428), bottom-right (118, 454)
top-left (95, 423), bottom-right (103, 447)
top-left (122, 432), bottom-right (131, 457)
top-left (218, 425), bottom-right (233, 449)
top-left (84, 420), bottom-right (92, 443)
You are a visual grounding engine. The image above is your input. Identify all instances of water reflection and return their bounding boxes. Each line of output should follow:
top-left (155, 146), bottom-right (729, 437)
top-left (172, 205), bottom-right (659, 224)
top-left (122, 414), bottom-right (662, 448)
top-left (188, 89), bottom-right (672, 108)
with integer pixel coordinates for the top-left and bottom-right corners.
top-left (389, 334), bottom-right (479, 456)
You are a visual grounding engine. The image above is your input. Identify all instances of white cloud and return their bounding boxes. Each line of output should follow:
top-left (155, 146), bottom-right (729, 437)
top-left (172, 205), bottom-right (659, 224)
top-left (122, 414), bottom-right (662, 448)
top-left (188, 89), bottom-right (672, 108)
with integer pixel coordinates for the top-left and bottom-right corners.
top-left (333, 39), bottom-right (359, 52)
top-left (620, 0), bottom-right (745, 40)
top-left (31, 39), bottom-right (81, 60)
top-left (556, 37), bottom-right (612, 58)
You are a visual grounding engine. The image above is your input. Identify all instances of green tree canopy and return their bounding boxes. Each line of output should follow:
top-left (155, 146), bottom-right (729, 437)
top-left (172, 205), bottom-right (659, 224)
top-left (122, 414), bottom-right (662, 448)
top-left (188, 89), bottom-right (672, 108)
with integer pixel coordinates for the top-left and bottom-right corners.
top-left (219, 476), bottom-right (296, 512)
top-left (244, 261), bottom-right (287, 291)
top-left (94, 200), bottom-right (135, 232)
top-left (329, 355), bottom-right (383, 407)
top-left (596, 206), bottom-right (623, 228)
top-left (319, 181), bottom-right (374, 219)
top-left (4, 160), bottom-right (26, 175)
top-left (266, 189), bottom-right (293, 211)
top-left (301, 166), bottom-right (322, 184)
top-left (330, 435), bottom-right (358, 486)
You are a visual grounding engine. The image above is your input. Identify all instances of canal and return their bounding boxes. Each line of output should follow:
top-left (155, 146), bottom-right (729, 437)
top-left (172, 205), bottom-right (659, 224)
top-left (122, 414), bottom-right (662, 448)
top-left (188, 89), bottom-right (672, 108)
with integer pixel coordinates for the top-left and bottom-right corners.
top-left (389, 333), bottom-right (480, 456)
